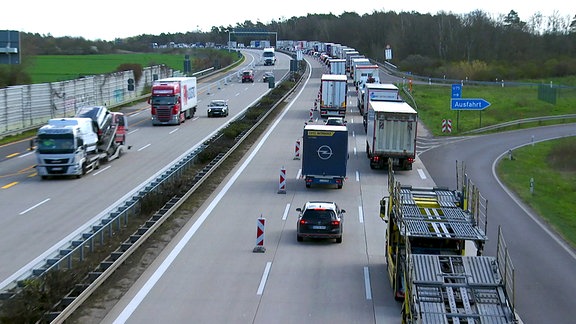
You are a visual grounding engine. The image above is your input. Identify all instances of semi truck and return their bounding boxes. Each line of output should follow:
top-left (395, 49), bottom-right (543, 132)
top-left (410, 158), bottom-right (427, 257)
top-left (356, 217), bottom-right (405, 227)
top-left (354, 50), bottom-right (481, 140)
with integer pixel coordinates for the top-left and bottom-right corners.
top-left (353, 64), bottom-right (380, 90)
top-left (263, 47), bottom-right (276, 65)
top-left (319, 74), bottom-right (348, 118)
top-left (382, 162), bottom-right (517, 323)
top-left (359, 83), bottom-right (401, 130)
top-left (35, 110), bottom-right (128, 179)
top-left (149, 77), bottom-right (197, 125)
top-left (366, 100), bottom-right (417, 170)
top-left (301, 124), bottom-right (348, 189)
top-left (328, 59), bottom-right (346, 75)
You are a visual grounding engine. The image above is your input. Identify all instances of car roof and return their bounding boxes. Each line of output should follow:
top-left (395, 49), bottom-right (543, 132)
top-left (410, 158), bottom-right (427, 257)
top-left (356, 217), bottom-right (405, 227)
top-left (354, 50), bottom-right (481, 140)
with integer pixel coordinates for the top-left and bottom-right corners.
top-left (303, 201), bottom-right (338, 210)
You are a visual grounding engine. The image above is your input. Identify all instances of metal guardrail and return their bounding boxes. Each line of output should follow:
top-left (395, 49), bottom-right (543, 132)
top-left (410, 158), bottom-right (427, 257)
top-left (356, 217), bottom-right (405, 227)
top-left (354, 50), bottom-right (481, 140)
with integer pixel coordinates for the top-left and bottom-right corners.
top-left (462, 114), bottom-right (576, 134)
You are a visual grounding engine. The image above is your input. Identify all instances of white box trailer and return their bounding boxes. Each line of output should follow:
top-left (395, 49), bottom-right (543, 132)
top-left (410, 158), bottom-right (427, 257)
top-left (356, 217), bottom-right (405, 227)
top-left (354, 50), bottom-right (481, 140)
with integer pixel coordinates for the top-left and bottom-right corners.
top-left (366, 100), bottom-right (417, 170)
top-left (328, 59), bottom-right (346, 75)
top-left (320, 74), bottom-right (348, 118)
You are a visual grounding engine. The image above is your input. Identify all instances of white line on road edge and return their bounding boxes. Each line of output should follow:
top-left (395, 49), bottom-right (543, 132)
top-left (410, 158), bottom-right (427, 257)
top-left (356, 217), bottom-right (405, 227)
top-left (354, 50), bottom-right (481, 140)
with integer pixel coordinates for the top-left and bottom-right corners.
top-left (296, 168), bottom-right (302, 179)
top-left (417, 168), bottom-right (427, 180)
top-left (358, 206), bottom-right (364, 223)
top-left (169, 128), bottom-right (180, 134)
top-left (282, 203), bottom-right (291, 221)
top-left (257, 262), bottom-right (272, 295)
top-left (112, 60), bottom-right (314, 324)
top-left (364, 266), bottom-right (372, 300)
top-left (356, 170), bottom-right (360, 182)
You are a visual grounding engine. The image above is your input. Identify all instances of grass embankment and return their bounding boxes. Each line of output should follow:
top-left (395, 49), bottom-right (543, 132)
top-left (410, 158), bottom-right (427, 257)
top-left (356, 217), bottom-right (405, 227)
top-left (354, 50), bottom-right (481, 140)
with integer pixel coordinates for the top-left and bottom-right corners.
top-left (411, 83), bottom-right (576, 136)
top-left (496, 137), bottom-right (576, 247)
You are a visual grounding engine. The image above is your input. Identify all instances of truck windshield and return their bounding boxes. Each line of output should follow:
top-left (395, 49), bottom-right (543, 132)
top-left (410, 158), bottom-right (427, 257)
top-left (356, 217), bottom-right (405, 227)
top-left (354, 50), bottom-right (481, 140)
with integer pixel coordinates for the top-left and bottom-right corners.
top-left (37, 134), bottom-right (76, 154)
top-left (151, 96), bottom-right (176, 105)
top-left (263, 52), bottom-right (274, 57)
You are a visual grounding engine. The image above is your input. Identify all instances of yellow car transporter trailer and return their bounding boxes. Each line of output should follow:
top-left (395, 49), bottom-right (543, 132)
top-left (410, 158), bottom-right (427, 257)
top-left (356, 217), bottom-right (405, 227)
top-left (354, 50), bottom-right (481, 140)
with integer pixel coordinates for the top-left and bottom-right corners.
top-left (403, 227), bottom-right (517, 323)
top-left (381, 160), bottom-right (489, 300)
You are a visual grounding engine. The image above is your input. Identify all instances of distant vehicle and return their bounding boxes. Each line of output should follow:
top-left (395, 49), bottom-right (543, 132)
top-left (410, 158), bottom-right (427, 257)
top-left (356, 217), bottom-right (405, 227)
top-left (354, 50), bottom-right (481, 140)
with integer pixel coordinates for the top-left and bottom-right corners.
top-left (207, 99), bottom-right (229, 117)
top-left (148, 77), bottom-right (197, 125)
top-left (296, 201), bottom-right (345, 243)
top-left (324, 117), bottom-right (346, 126)
top-left (262, 71), bottom-right (274, 82)
top-left (241, 70), bottom-right (254, 83)
top-left (262, 47), bottom-right (276, 65)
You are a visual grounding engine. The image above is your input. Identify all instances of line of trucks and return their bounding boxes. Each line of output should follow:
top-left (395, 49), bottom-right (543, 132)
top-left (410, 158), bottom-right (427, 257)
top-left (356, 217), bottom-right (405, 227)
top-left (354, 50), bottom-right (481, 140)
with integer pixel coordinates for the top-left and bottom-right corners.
top-left (300, 43), bottom-right (417, 189)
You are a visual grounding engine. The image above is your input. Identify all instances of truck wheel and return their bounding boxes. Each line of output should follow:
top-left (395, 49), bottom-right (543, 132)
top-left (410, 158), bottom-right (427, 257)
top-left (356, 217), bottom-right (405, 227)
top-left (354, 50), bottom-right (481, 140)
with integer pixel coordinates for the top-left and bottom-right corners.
top-left (337, 184), bottom-right (343, 189)
top-left (297, 235), bottom-right (303, 242)
top-left (336, 237), bottom-right (342, 243)
top-left (305, 183), bottom-right (311, 188)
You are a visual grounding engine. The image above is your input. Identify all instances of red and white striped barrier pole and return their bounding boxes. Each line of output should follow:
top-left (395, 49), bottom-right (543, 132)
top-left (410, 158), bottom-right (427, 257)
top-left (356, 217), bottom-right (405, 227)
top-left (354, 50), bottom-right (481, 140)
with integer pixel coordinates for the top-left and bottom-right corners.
top-left (308, 109), bottom-right (314, 122)
top-left (293, 139), bottom-right (301, 160)
top-left (278, 166), bottom-right (286, 194)
top-left (253, 216), bottom-right (266, 253)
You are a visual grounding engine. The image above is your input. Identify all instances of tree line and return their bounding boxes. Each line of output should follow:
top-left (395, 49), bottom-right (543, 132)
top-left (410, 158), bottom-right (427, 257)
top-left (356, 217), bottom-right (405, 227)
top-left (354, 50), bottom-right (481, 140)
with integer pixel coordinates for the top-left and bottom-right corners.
top-left (2, 9), bottom-right (576, 86)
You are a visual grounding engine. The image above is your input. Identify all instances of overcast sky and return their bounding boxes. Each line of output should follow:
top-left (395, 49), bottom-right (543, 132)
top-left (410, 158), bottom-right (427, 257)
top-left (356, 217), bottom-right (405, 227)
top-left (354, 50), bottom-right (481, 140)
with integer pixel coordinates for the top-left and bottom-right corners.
top-left (1, 1), bottom-right (573, 41)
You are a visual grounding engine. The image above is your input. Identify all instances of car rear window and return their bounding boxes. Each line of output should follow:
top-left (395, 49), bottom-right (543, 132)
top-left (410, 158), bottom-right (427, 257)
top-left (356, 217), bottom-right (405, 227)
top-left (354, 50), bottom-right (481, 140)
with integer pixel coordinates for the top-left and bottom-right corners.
top-left (302, 209), bottom-right (336, 221)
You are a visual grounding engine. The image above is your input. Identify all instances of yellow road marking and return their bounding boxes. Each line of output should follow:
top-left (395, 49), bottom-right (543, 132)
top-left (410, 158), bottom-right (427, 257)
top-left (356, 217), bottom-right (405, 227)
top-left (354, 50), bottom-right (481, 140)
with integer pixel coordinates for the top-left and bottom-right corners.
top-left (6, 152), bottom-right (19, 158)
top-left (2, 182), bottom-right (18, 189)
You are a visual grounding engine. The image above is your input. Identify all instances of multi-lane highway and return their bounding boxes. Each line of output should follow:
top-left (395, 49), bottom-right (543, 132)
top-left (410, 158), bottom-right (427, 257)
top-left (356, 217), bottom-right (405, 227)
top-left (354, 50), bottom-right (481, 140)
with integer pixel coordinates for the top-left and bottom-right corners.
top-left (1, 49), bottom-right (575, 323)
top-left (0, 49), bottom-right (286, 288)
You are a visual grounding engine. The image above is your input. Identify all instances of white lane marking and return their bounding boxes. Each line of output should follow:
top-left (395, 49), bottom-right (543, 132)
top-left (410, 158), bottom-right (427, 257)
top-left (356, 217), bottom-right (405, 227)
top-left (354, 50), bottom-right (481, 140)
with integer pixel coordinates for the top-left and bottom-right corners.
top-left (364, 266), bottom-right (372, 300)
top-left (296, 169), bottom-right (302, 179)
top-left (93, 166), bottom-right (111, 176)
top-left (257, 261), bottom-right (273, 295)
top-left (113, 58), bottom-right (315, 323)
top-left (169, 128), bottom-right (179, 134)
top-left (353, 147), bottom-right (357, 156)
top-left (356, 170), bottom-right (360, 182)
top-left (128, 129), bottom-right (139, 135)
top-left (137, 144), bottom-right (151, 151)
top-left (417, 168), bottom-right (427, 180)
top-left (19, 198), bottom-right (50, 215)
top-left (358, 205), bottom-right (364, 223)
top-left (282, 203), bottom-right (291, 221)
top-left (18, 151), bottom-right (34, 158)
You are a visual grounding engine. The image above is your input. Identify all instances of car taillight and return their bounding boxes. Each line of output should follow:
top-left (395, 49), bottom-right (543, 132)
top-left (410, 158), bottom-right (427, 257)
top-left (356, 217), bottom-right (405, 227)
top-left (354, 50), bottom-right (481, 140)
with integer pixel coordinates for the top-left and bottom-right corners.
top-left (331, 220), bottom-right (340, 226)
top-left (300, 219), bottom-right (308, 225)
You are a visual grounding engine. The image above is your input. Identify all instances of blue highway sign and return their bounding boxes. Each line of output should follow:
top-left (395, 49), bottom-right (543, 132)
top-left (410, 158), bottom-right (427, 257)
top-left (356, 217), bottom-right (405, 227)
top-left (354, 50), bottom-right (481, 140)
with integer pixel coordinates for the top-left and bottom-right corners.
top-left (451, 84), bottom-right (462, 98)
top-left (451, 98), bottom-right (491, 110)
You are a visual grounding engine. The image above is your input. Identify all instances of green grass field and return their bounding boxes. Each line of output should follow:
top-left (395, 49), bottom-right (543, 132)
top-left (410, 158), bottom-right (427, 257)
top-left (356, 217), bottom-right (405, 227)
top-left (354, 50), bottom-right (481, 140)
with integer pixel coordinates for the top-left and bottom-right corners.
top-left (496, 137), bottom-right (576, 247)
top-left (410, 84), bottom-right (576, 136)
top-left (28, 54), bottom-right (186, 83)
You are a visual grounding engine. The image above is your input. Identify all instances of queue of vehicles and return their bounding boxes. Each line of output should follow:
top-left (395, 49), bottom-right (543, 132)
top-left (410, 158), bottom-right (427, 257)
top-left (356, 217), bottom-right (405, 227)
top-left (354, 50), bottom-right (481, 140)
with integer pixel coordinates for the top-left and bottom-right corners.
top-left (27, 43), bottom-right (523, 321)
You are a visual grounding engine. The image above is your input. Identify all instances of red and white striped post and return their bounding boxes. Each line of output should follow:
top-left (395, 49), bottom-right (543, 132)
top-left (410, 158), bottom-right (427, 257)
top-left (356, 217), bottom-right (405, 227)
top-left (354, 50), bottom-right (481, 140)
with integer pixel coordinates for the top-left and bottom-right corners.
top-left (253, 216), bottom-right (266, 253)
top-left (308, 109), bottom-right (314, 122)
top-left (278, 166), bottom-right (287, 194)
top-left (294, 139), bottom-right (301, 160)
